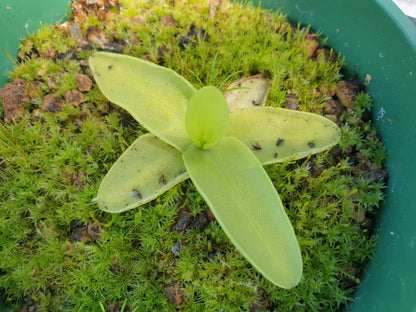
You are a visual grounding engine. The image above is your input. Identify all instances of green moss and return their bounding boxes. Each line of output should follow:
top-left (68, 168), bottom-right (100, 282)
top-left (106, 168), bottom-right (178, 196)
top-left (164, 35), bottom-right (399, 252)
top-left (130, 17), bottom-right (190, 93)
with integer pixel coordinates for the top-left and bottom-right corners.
top-left (0, 0), bottom-right (386, 311)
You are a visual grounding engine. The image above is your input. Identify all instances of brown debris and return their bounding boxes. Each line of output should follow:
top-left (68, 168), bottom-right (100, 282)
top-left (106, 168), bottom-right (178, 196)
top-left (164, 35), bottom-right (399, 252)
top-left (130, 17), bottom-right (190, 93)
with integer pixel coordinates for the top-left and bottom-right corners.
top-left (44, 48), bottom-right (58, 60)
top-left (301, 34), bottom-right (320, 58)
top-left (339, 265), bottom-right (359, 289)
top-left (249, 299), bottom-right (270, 312)
top-left (41, 94), bottom-right (63, 112)
top-left (72, 170), bottom-right (88, 189)
top-left (317, 48), bottom-right (338, 63)
top-left (163, 282), bottom-right (185, 306)
top-left (87, 26), bottom-right (111, 46)
top-left (0, 78), bottom-right (29, 123)
top-left (318, 82), bottom-right (336, 97)
top-left (188, 213), bottom-right (209, 230)
top-left (106, 302), bottom-right (131, 312)
top-left (285, 93), bottom-right (299, 110)
top-left (132, 15), bottom-right (146, 26)
top-left (324, 99), bottom-right (343, 117)
top-left (65, 90), bottom-right (84, 106)
top-left (336, 80), bottom-right (365, 110)
top-left (161, 15), bottom-right (177, 28)
top-left (70, 227), bottom-right (91, 243)
top-left (209, 0), bottom-right (222, 19)
top-left (87, 223), bottom-right (104, 240)
top-left (171, 208), bottom-right (193, 232)
top-left (27, 81), bottom-right (43, 99)
top-left (76, 74), bottom-right (93, 92)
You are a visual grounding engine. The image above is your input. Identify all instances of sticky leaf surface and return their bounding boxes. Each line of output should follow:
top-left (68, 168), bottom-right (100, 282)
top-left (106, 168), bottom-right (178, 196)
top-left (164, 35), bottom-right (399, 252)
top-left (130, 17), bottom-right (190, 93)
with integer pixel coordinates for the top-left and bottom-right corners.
top-left (97, 134), bottom-right (187, 213)
top-left (185, 86), bottom-right (229, 150)
top-left (89, 52), bottom-right (195, 152)
top-left (182, 137), bottom-right (302, 288)
top-left (228, 107), bottom-right (341, 164)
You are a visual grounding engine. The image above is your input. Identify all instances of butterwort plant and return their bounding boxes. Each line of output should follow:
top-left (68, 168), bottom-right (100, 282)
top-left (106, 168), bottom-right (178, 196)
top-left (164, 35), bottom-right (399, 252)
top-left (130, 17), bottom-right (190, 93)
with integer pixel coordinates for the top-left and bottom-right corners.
top-left (89, 52), bottom-right (341, 289)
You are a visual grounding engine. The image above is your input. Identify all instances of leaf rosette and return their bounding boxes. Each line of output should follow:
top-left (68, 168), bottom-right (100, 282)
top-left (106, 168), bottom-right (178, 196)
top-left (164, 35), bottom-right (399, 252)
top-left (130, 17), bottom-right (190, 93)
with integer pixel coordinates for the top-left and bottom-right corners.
top-left (89, 52), bottom-right (341, 288)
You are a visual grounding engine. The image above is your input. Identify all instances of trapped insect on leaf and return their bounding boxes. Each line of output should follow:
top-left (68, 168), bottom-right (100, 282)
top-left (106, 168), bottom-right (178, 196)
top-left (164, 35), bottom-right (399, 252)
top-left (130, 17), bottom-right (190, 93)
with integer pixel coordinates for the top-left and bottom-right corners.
top-left (89, 51), bottom-right (341, 288)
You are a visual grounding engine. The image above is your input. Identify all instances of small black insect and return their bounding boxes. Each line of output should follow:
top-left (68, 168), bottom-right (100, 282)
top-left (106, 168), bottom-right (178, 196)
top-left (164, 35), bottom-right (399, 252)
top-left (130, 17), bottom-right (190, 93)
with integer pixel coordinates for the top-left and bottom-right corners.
top-left (308, 142), bottom-right (316, 148)
top-left (108, 65), bottom-right (113, 70)
top-left (273, 152), bottom-right (278, 158)
top-left (252, 100), bottom-right (260, 106)
top-left (159, 174), bottom-right (167, 185)
top-left (276, 138), bottom-right (285, 146)
top-left (132, 188), bottom-right (142, 199)
top-left (251, 142), bottom-right (262, 151)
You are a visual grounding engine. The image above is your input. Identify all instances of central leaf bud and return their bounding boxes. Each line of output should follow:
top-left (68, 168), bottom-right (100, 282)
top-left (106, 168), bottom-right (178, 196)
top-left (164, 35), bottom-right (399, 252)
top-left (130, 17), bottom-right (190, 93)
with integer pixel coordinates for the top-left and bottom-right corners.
top-left (185, 86), bottom-right (229, 150)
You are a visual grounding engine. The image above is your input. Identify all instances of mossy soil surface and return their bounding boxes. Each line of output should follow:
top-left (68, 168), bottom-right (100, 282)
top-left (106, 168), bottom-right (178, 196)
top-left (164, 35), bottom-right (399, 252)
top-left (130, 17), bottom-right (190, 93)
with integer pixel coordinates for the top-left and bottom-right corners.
top-left (0, 0), bottom-right (387, 311)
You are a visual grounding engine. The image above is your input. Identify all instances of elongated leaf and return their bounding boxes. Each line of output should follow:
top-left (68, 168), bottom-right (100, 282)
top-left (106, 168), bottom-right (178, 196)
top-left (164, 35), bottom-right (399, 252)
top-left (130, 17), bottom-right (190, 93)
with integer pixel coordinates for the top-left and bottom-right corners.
top-left (183, 137), bottom-right (302, 288)
top-left (185, 86), bottom-right (229, 150)
top-left (97, 134), bottom-right (187, 213)
top-left (228, 107), bottom-right (341, 164)
top-left (89, 52), bottom-right (195, 152)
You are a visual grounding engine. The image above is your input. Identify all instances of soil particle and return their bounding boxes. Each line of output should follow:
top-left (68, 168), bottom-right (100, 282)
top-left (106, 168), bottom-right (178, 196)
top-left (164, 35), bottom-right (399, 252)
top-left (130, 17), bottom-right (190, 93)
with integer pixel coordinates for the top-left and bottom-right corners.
top-left (27, 81), bottom-right (43, 99)
top-left (301, 34), bottom-right (320, 58)
top-left (69, 23), bottom-right (82, 40)
top-left (46, 76), bottom-right (59, 90)
top-left (359, 217), bottom-right (374, 238)
top-left (20, 298), bottom-right (41, 312)
top-left (249, 299), bottom-right (270, 312)
top-left (70, 227), bottom-right (91, 243)
top-left (76, 74), bottom-right (93, 92)
top-left (41, 94), bottom-right (64, 112)
top-left (318, 82), bottom-right (336, 97)
top-left (285, 93), bottom-right (299, 110)
top-left (44, 47), bottom-right (58, 60)
top-left (336, 80), bottom-right (365, 110)
top-left (171, 208), bottom-right (193, 232)
top-left (305, 160), bottom-right (320, 178)
top-left (316, 48), bottom-right (338, 64)
top-left (163, 282), bottom-right (185, 306)
top-left (339, 265), bottom-right (359, 289)
top-left (132, 15), bottom-right (146, 26)
top-left (71, 2), bottom-right (88, 23)
top-left (209, 0), bottom-right (222, 19)
top-left (100, 43), bottom-right (124, 54)
top-left (65, 90), bottom-right (84, 106)
top-left (324, 99), bottom-right (344, 117)
top-left (188, 213), bottom-right (209, 230)
top-left (179, 24), bottom-right (210, 48)
top-left (72, 170), bottom-right (88, 189)
top-left (161, 14), bottom-right (177, 28)
top-left (366, 169), bottom-right (389, 184)
top-left (87, 26), bottom-right (111, 46)
top-left (0, 78), bottom-right (29, 123)
top-left (106, 302), bottom-right (131, 312)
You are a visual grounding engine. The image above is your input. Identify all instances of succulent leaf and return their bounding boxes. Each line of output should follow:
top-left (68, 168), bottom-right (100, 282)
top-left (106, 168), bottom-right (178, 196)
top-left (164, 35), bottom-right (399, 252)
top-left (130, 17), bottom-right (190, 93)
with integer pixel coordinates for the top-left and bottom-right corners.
top-left (228, 107), bottom-right (341, 164)
top-left (182, 137), bottom-right (302, 288)
top-left (185, 86), bottom-right (229, 150)
top-left (97, 134), bottom-right (187, 213)
top-left (89, 52), bottom-right (196, 152)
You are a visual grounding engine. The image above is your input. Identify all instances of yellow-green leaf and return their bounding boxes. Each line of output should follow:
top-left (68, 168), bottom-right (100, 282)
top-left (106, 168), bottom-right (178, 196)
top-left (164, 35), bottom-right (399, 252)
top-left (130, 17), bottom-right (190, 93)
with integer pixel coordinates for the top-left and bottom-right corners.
top-left (97, 134), bottom-right (187, 213)
top-left (182, 137), bottom-right (302, 288)
top-left (89, 52), bottom-right (195, 152)
top-left (228, 107), bottom-right (341, 164)
top-left (185, 86), bottom-right (229, 150)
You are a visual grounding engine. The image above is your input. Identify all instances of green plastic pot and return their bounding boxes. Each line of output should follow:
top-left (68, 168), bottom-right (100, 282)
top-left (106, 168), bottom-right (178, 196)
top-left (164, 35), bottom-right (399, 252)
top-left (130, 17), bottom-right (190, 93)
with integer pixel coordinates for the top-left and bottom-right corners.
top-left (1, 0), bottom-right (415, 311)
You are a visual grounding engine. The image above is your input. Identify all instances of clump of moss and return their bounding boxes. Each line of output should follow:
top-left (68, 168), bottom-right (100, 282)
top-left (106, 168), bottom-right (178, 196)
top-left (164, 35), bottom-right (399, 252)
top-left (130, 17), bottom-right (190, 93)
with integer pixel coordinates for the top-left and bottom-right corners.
top-left (0, 0), bottom-right (387, 311)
